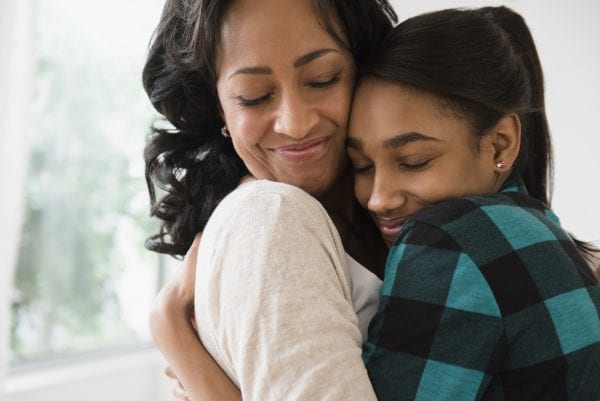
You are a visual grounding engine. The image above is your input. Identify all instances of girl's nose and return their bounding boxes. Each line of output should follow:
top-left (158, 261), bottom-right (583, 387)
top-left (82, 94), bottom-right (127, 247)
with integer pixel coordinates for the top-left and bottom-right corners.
top-left (367, 172), bottom-right (406, 215)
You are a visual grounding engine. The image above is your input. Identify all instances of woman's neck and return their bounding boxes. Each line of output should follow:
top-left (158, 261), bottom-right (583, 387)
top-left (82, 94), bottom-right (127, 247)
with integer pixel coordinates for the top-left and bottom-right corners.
top-left (318, 165), bottom-right (388, 279)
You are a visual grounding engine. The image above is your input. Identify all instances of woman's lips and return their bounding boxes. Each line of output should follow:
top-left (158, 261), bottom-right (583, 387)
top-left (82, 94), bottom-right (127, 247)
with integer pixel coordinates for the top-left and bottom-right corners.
top-left (272, 137), bottom-right (331, 162)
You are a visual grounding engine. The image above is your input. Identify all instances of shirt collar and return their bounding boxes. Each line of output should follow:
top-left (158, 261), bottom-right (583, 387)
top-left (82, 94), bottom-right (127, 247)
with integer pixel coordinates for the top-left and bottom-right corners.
top-left (499, 171), bottom-right (529, 195)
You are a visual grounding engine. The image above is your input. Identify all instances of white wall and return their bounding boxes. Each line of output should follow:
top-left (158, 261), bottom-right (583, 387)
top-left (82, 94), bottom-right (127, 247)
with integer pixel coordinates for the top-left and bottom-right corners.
top-left (389, 0), bottom-right (600, 243)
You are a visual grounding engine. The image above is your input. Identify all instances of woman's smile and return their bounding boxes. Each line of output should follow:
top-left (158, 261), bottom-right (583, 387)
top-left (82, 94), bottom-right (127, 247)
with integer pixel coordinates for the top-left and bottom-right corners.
top-left (272, 136), bottom-right (333, 162)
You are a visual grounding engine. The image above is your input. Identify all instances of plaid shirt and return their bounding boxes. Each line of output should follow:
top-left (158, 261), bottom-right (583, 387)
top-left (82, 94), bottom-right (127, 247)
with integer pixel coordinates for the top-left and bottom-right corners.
top-left (363, 174), bottom-right (600, 401)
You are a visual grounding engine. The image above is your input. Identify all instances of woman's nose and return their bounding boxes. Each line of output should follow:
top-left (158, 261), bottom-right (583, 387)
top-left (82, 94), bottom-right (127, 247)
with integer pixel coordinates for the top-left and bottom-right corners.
top-left (273, 90), bottom-right (319, 139)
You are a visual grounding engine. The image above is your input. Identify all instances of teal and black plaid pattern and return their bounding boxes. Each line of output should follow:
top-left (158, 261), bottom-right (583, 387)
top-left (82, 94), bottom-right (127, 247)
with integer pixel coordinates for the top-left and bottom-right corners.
top-left (363, 175), bottom-right (600, 401)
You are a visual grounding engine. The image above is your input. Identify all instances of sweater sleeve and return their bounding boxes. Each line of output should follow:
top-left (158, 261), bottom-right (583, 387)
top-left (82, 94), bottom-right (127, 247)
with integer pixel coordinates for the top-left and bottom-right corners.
top-left (195, 181), bottom-right (377, 401)
top-left (364, 221), bottom-right (505, 401)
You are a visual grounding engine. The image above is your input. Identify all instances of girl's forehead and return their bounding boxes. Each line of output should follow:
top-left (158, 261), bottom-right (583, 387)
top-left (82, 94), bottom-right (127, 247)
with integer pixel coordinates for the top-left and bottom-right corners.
top-left (349, 79), bottom-right (472, 147)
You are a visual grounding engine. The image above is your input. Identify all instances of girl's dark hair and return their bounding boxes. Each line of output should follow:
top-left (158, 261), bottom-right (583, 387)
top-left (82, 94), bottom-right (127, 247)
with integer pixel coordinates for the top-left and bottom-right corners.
top-left (361, 6), bottom-right (551, 204)
top-left (142, 0), bottom-right (396, 256)
top-left (360, 6), bottom-right (599, 266)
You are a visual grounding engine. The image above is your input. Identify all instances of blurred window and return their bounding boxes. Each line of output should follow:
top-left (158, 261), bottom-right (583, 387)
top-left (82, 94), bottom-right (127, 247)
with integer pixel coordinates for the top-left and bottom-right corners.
top-left (10, 0), bottom-right (165, 367)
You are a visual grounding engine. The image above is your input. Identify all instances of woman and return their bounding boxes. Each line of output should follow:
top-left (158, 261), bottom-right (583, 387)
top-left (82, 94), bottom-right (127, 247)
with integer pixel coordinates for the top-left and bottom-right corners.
top-left (157, 5), bottom-right (600, 401)
top-left (144, 0), bottom-right (395, 400)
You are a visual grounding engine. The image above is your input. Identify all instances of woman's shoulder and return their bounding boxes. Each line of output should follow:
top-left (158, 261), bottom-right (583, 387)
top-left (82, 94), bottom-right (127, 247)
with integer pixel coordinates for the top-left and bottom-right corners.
top-left (206, 179), bottom-right (335, 236)
top-left (217, 179), bottom-right (324, 212)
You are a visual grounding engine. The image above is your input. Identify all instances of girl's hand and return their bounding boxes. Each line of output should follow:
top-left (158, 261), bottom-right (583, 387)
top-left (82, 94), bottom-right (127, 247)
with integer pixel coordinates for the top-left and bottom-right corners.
top-left (165, 365), bottom-right (190, 401)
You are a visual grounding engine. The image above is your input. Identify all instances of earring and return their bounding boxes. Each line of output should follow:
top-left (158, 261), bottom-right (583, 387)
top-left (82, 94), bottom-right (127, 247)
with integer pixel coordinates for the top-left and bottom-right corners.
top-left (496, 160), bottom-right (507, 169)
top-left (221, 126), bottom-right (230, 138)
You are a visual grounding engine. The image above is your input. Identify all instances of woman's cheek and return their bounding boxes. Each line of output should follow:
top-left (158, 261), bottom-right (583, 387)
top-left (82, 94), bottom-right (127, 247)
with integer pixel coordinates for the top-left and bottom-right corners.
top-left (229, 109), bottom-right (267, 143)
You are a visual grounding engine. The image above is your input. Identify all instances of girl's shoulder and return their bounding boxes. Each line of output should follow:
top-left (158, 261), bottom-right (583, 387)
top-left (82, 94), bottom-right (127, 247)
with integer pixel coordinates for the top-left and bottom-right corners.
top-left (408, 192), bottom-right (563, 241)
top-left (396, 192), bottom-right (581, 278)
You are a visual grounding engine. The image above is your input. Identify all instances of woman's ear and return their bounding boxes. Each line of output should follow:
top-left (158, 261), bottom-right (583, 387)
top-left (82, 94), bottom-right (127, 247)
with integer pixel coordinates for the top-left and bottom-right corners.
top-left (217, 103), bottom-right (225, 120)
top-left (488, 113), bottom-right (521, 172)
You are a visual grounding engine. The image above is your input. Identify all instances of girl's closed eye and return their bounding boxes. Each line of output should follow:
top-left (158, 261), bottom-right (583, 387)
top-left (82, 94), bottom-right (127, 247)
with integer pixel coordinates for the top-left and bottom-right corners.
top-left (353, 163), bottom-right (373, 174)
top-left (349, 156), bottom-right (374, 175)
top-left (398, 158), bottom-right (433, 171)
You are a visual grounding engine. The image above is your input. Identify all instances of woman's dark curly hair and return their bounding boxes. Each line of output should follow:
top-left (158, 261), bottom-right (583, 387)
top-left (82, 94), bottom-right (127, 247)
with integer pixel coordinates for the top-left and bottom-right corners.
top-left (142, 0), bottom-right (397, 256)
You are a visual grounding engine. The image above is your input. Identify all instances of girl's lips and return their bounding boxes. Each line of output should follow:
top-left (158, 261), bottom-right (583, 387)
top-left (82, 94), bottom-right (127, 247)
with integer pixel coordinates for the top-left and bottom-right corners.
top-left (272, 137), bottom-right (331, 162)
top-left (373, 216), bottom-right (407, 245)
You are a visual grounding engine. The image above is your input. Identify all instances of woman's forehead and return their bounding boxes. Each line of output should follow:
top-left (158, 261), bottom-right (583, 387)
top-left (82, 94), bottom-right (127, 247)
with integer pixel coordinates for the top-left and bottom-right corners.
top-left (216, 0), bottom-right (347, 74)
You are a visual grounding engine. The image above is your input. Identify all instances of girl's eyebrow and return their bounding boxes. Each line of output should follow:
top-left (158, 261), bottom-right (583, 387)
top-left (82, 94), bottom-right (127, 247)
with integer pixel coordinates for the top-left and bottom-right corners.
top-left (383, 132), bottom-right (440, 149)
top-left (347, 132), bottom-right (441, 150)
top-left (227, 48), bottom-right (339, 80)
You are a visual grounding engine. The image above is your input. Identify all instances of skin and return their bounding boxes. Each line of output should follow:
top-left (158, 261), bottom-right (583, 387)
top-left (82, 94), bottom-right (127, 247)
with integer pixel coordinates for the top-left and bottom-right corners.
top-left (162, 78), bottom-right (523, 401)
top-left (347, 78), bottom-right (521, 246)
top-left (152, 1), bottom-right (387, 400)
top-left (215, 0), bottom-right (388, 273)
top-left (151, 235), bottom-right (241, 401)
top-left (216, 0), bottom-right (356, 197)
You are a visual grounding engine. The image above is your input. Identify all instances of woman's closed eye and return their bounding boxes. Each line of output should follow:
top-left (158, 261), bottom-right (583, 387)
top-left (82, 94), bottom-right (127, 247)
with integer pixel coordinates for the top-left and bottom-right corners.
top-left (236, 92), bottom-right (273, 107)
top-left (307, 73), bottom-right (341, 89)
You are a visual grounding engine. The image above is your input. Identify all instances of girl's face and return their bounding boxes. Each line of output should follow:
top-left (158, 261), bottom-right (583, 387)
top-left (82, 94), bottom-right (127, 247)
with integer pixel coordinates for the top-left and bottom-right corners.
top-left (216, 0), bottom-right (355, 196)
top-left (348, 78), bottom-right (500, 247)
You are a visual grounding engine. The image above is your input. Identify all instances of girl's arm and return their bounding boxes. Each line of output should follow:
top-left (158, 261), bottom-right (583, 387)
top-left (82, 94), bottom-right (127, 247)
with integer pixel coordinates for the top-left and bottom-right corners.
top-left (364, 221), bottom-right (504, 400)
top-left (150, 235), bottom-right (241, 401)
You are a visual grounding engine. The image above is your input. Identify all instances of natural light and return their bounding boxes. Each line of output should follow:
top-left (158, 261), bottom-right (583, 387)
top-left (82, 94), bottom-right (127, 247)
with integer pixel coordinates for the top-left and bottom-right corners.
top-left (1, 1), bottom-right (598, 401)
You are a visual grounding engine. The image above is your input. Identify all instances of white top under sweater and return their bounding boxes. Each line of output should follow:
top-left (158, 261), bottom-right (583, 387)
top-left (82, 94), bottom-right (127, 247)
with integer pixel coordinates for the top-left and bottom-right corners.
top-left (194, 180), bottom-right (381, 401)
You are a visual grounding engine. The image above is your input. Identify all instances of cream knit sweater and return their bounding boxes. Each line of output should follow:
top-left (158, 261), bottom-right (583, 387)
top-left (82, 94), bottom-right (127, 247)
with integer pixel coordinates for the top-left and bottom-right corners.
top-left (194, 180), bottom-right (378, 401)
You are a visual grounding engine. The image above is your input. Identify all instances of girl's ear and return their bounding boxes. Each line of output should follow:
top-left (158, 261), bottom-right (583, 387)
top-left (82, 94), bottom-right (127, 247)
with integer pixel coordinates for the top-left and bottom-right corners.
top-left (487, 113), bottom-right (521, 172)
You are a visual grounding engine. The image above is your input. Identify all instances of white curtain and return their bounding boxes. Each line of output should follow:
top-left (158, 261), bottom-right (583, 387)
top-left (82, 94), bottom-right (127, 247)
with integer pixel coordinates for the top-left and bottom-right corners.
top-left (0, 1), bottom-right (35, 397)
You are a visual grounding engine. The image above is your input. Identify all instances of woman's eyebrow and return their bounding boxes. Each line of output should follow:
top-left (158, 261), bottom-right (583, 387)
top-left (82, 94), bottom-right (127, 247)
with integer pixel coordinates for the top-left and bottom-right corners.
top-left (228, 66), bottom-right (272, 80)
top-left (294, 48), bottom-right (338, 68)
top-left (228, 48), bottom-right (339, 80)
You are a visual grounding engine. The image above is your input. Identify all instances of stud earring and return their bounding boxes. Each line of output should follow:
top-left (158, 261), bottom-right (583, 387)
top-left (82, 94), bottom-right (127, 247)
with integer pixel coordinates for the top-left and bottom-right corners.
top-left (221, 126), bottom-right (230, 138)
top-left (496, 160), bottom-right (506, 169)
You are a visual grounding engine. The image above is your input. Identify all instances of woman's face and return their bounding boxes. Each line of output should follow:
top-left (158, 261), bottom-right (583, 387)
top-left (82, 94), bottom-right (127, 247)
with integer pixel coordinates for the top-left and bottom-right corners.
top-left (348, 78), bottom-right (499, 247)
top-left (216, 0), bottom-right (355, 196)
